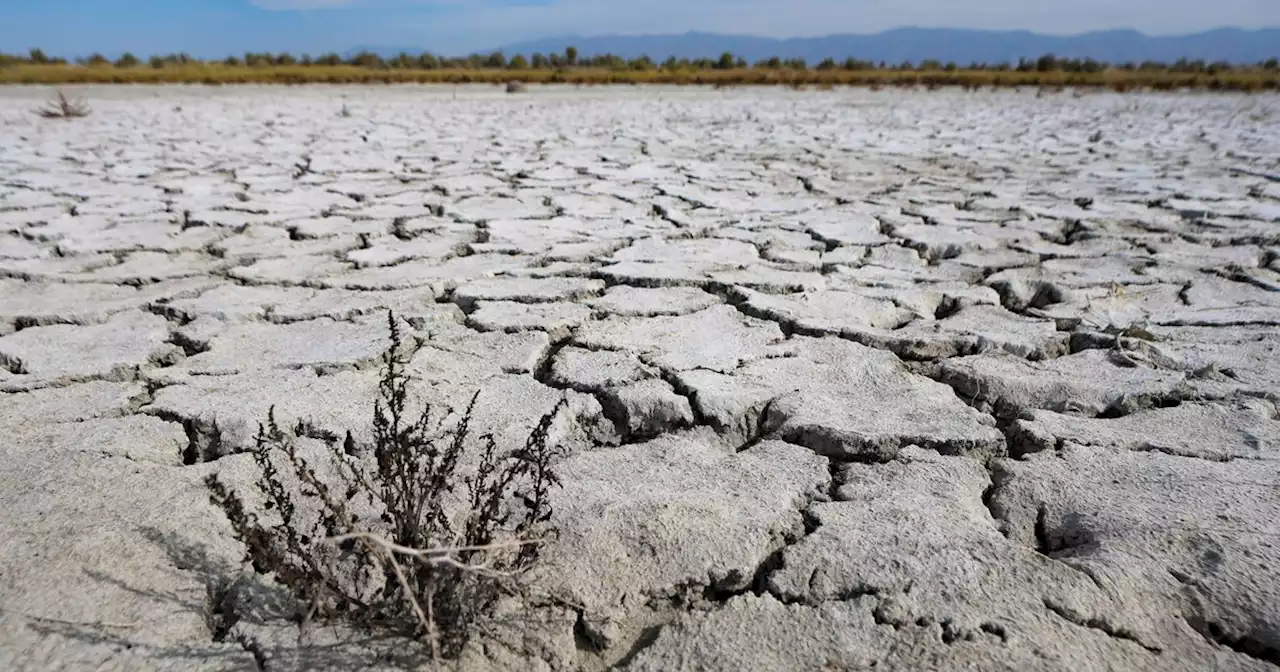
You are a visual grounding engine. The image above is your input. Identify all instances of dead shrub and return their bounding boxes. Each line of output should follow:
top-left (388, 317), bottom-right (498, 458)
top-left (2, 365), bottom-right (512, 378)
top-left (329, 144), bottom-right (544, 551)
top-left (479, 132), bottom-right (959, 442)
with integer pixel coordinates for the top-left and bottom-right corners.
top-left (34, 89), bottom-right (90, 118)
top-left (205, 311), bottom-right (566, 661)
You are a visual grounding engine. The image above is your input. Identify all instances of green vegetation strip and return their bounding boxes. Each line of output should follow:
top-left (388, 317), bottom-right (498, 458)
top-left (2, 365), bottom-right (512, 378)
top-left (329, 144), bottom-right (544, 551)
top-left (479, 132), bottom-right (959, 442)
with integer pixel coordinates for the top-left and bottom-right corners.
top-left (3, 65), bottom-right (1278, 90)
top-left (3, 49), bottom-right (1277, 90)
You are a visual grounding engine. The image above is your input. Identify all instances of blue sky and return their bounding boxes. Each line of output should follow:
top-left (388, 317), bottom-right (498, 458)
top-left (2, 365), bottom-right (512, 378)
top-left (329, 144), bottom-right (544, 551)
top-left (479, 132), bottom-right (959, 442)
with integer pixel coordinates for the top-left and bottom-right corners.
top-left (3, 0), bottom-right (1277, 59)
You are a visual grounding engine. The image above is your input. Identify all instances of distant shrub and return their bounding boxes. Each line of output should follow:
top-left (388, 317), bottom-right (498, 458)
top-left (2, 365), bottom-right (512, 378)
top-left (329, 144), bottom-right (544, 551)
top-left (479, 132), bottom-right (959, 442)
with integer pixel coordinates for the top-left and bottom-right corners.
top-left (389, 52), bottom-right (415, 69)
top-left (348, 51), bottom-right (384, 69)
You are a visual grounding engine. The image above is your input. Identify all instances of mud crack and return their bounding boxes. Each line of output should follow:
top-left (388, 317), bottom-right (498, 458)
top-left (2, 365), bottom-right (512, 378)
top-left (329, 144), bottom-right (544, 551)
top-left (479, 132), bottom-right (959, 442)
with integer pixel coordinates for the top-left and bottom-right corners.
top-left (1043, 598), bottom-right (1162, 654)
top-left (1184, 616), bottom-right (1280, 666)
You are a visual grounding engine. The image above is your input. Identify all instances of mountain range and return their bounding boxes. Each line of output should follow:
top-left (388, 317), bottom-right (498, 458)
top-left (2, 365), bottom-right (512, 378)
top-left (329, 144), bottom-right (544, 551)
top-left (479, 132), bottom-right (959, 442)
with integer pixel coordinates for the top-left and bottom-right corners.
top-left (351, 27), bottom-right (1280, 65)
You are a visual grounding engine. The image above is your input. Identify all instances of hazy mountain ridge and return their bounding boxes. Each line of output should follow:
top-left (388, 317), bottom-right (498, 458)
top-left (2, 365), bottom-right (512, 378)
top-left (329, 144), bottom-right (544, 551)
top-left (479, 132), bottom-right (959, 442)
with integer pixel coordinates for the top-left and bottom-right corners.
top-left (353, 27), bottom-right (1280, 64)
top-left (498, 28), bottom-right (1279, 64)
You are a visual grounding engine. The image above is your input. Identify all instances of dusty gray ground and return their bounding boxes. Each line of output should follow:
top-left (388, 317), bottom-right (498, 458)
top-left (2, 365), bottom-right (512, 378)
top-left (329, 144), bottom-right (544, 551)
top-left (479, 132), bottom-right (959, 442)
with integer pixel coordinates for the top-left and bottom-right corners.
top-left (0, 85), bottom-right (1279, 671)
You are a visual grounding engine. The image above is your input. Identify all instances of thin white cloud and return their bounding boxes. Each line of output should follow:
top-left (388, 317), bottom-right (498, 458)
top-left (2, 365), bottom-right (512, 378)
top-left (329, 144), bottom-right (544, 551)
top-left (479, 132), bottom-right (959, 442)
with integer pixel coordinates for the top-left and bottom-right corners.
top-left (248, 0), bottom-right (360, 9)
top-left (249, 0), bottom-right (471, 9)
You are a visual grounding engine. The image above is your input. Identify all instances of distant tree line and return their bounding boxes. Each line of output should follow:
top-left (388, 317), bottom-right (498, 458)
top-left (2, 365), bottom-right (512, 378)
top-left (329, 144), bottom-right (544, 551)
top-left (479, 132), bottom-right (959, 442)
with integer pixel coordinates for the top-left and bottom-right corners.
top-left (2, 46), bottom-right (1277, 73)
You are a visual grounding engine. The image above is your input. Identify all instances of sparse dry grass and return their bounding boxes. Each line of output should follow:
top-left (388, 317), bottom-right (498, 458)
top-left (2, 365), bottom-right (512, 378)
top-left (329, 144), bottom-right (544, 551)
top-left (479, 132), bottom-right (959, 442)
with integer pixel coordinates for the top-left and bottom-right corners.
top-left (1, 63), bottom-right (1276, 91)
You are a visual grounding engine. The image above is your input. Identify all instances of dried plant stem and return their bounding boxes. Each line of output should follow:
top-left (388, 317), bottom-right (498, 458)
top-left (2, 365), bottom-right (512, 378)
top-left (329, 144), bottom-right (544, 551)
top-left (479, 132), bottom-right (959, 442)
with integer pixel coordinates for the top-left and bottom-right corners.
top-left (326, 533), bottom-right (541, 572)
top-left (205, 309), bottom-right (566, 661)
top-left (318, 531), bottom-right (537, 666)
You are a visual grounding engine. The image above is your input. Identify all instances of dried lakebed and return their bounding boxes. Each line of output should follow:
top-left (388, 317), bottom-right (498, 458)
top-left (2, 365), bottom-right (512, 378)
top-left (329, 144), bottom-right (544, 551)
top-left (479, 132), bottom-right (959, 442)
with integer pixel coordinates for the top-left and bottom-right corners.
top-left (0, 86), bottom-right (1278, 671)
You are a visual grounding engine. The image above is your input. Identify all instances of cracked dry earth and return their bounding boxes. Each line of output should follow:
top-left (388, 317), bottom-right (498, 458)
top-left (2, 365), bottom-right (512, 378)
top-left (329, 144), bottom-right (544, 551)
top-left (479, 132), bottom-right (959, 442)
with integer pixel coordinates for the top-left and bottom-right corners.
top-left (0, 85), bottom-right (1278, 672)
